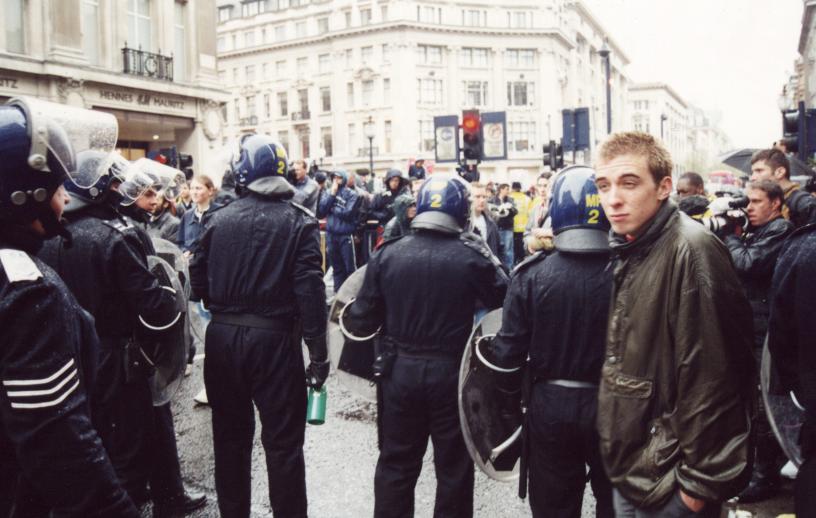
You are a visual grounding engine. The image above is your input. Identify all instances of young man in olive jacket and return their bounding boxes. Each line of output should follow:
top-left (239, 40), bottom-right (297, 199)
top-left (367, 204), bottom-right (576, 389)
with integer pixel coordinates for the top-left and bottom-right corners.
top-left (594, 132), bottom-right (755, 517)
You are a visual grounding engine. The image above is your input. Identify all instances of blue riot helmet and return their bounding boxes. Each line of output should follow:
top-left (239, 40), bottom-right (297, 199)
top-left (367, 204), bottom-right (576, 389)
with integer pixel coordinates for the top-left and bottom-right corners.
top-left (63, 151), bottom-right (127, 212)
top-left (0, 97), bottom-right (117, 236)
top-left (549, 165), bottom-right (611, 253)
top-left (412, 173), bottom-right (471, 234)
top-left (232, 133), bottom-right (289, 189)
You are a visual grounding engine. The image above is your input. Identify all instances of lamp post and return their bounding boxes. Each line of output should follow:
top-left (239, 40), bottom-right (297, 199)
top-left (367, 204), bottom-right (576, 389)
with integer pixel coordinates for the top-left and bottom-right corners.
top-left (598, 39), bottom-right (612, 134)
top-left (364, 116), bottom-right (375, 176)
top-left (660, 114), bottom-right (668, 140)
top-left (317, 145), bottom-right (326, 167)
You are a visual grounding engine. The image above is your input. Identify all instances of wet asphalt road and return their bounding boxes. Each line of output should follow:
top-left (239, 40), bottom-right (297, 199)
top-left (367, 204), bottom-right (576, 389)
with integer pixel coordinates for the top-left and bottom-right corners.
top-left (146, 357), bottom-right (794, 518)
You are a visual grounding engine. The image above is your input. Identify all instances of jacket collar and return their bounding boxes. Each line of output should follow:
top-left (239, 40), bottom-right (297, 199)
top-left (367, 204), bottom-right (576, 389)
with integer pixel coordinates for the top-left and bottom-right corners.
top-left (0, 223), bottom-right (44, 255)
top-left (609, 199), bottom-right (678, 257)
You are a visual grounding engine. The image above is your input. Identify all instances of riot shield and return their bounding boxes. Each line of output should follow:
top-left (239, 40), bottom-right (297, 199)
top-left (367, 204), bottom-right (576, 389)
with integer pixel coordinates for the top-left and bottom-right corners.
top-left (458, 309), bottom-right (522, 481)
top-left (144, 255), bottom-right (189, 406)
top-left (151, 237), bottom-right (190, 299)
top-left (328, 266), bottom-right (377, 401)
top-left (189, 300), bottom-right (211, 345)
top-left (761, 338), bottom-right (805, 467)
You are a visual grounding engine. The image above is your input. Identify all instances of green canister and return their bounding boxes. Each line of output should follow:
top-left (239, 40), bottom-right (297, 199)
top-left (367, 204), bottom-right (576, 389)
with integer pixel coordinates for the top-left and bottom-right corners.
top-left (306, 387), bottom-right (327, 425)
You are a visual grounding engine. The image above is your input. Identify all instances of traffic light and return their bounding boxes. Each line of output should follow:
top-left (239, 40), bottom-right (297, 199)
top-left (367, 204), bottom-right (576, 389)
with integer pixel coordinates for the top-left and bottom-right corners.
top-left (542, 140), bottom-right (565, 171)
top-left (179, 152), bottom-right (194, 180)
top-left (461, 110), bottom-right (483, 163)
top-left (780, 102), bottom-right (807, 160)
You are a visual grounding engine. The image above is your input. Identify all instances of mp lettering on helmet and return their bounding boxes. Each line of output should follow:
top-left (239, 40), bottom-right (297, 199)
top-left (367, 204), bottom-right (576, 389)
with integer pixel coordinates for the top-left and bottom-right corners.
top-left (585, 194), bottom-right (601, 207)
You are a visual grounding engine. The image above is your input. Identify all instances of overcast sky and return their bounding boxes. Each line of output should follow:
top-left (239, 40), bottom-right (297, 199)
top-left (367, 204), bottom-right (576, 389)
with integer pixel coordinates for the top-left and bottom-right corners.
top-left (583, 0), bottom-right (803, 149)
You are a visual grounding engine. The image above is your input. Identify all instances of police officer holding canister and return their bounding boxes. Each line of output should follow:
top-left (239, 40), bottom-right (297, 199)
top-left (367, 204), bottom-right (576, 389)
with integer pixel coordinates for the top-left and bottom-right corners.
top-left (487, 166), bottom-right (614, 518)
top-left (343, 173), bottom-right (508, 518)
top-left (189, 135), bottom-right (328, 518)
top-left (0, 97), bottom-right (139, 517)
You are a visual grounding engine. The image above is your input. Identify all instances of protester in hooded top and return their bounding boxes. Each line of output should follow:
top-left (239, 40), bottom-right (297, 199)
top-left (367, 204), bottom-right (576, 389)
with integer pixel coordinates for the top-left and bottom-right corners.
top-left (176, 181), bottom-right (193, 216)
top-left (722, 180), bottom-right (793, 504)
top-left (356, 169), bottom-right (377, 194)
top-left (750, 148), bottom-right (816, 228)
top-left (178, 175), bottom-right (221, 256)
top-left (490, 183), bottom-right (518, 268)
top-left (594, 132), bottom-right (755, 517)
top-left (469, 182), bottom-right (500, 257)
top-left (408, 158), bottom-right (426, 180)
top-left (370, 169), bottom-right (411, 226)
top-left (382, 193), bottom-right (416, 242)
top-left (509, 181), bottom-right (531, 263)
top-left (148, 193), bottom-right (181, 243)
top-left (291, 159), bottom-right (320, 214)
top-left (524, 172), bottom-right (553, 254)
top-left (318, 169), bottom-right (361, 291)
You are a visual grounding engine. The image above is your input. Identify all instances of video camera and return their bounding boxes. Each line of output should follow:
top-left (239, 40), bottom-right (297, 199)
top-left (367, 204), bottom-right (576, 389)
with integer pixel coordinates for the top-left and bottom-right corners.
top-left (702, 194), bottom-right (749, 235)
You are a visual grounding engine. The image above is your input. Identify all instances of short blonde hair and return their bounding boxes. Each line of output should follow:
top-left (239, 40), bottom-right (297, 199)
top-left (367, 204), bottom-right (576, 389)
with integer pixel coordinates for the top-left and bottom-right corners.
top-left (597, 132), bottom-right (673, 185)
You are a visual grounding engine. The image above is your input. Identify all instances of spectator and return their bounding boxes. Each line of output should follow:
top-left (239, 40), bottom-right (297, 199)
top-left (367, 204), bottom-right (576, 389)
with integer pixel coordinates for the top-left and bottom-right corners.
top-left (382, 193), bottom-right (416, 242)
top-left (524, 172), bottom-right (553, 254)
top-left (318, 170), bottom-right (360, 291)
top-left (750, 148), bottom-right (816, 228)
top-left (176, 181), bottom-right (193, 215)
top-left (676, 172), bottom-right (707, 199)
top-left (370, 169), bottom-right (410, 226)
top-left (490, 183), bottom-right (517, 268)
top-left (676, 172), bottom-right (713, 221)
top-left (469, 182), bottom-right (500, 257)
top-left (148, 194), bottom-right (180, 243)
top-left (408, 158), bottom-right (426, 180)
top-left (178, 174), bottom-right (221, 256)
top-left (509, 181), bottom-right (531, 263)
top-left (724, 180), bottom-right (793, 503)
top-left (291, 158), bottom-right (320, 214)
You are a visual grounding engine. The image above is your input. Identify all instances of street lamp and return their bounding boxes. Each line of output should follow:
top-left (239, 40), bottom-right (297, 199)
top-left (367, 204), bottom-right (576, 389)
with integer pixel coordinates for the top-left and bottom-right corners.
top-left (364, 116), bottom-right (375, 176)
top-left (598, 38), bottom-right (612, 134)
top-left (660, 114), bottom-right (668, 139)
top-left (317, 145), bottom-right (326, 167)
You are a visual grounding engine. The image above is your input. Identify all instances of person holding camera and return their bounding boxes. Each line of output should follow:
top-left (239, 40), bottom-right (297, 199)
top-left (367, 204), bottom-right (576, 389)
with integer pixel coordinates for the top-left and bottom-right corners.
top-left (490, 183), bottom-right (517, 268)
top-left (722, 180), bottom-right (793, 503)
top-left (750, 148), bottom-right (816, 228)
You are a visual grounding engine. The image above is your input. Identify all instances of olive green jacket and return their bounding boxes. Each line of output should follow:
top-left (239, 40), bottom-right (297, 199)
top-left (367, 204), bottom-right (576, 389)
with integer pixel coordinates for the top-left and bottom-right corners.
top-left (597, 200), bottom-right (755, 509)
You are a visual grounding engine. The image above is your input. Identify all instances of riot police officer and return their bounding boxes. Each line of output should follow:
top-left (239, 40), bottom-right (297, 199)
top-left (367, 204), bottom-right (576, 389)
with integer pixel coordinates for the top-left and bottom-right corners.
top-left (488, 167), bottom-right (614, 518)
top-left (343, 174), bottom-right (508, 518)
top-left (0, 97), bottom-right (139, 516)
top-left (38, 153), bottom-right (206, 517)
top-left (189, 135), bottom-right (329, 518)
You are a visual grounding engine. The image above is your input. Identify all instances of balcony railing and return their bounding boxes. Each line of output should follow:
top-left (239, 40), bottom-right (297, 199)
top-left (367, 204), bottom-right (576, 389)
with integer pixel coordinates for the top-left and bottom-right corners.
top-left (239, 116), bottom-right (258, 126)
top-left (357, 146), bottom-right (380, 157)
top-left (122, 45), bottom-right (174, 81)
top-left (291, 110), bottom-right (311, 121)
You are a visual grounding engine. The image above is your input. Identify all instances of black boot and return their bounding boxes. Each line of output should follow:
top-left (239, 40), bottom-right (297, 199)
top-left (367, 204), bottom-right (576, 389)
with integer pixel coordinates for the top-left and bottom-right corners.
top-left (152, 491), bottom-right (207, 518)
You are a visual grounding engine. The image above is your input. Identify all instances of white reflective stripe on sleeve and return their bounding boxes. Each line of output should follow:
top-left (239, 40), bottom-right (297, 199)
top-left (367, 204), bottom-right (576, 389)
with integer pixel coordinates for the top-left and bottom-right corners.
top-left (9, 379), bottom-right (80, 409)
top-left (6, 368), bottom-right (78, 397)
top-left (2, 359), bottom-right (75, 386)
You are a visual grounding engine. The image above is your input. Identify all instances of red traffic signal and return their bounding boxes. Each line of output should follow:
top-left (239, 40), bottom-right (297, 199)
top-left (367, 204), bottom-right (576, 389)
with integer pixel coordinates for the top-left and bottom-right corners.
top-left (461, 110), bottom-right (482, 162)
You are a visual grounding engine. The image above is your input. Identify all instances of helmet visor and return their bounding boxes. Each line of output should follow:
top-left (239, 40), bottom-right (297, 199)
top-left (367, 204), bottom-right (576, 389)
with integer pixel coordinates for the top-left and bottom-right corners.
top-left (130, 158), bottom-right (186, 199)
top-left (9, 97), bottom-right (118, 189)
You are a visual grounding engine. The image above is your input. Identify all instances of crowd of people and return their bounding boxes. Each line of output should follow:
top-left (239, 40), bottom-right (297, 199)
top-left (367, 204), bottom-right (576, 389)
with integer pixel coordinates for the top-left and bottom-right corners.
top-left (2, 93), bottom-right (816, 518)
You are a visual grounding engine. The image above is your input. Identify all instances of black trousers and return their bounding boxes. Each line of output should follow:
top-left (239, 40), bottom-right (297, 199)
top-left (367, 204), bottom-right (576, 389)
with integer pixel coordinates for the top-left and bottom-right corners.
top-left (528, 384), bottom-right (613, 518)
top-left (204, 321), bottom-right (307, 518)
top-left (148, 402), bottom-right (185, 504)
top-left (375, 356), bottom-right (473, 518)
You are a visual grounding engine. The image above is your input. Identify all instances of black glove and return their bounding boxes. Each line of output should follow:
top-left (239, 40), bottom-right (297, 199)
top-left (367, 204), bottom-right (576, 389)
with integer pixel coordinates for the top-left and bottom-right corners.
top-left (305, 334), bottom-right (330, 390)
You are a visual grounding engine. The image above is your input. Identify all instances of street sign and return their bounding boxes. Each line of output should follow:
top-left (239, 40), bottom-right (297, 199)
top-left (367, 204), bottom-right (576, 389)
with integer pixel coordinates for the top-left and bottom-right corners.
top-left (434, 115), bottom-right (460, 163)
top-left (562, 108), bottom-right (591, 152)
top-left (481, 111), bottom-right (507, 161)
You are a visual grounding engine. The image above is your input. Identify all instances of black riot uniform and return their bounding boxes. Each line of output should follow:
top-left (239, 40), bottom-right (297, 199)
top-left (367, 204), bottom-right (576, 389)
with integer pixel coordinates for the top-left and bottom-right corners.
top-left (491, 167), bottom-right (614, 518)
top-left (345, 174), bottom-right (508, 518)
top-left (38, 203), bottom-right (178, 506)
top-left (189, 135), bottom-right (327, 518)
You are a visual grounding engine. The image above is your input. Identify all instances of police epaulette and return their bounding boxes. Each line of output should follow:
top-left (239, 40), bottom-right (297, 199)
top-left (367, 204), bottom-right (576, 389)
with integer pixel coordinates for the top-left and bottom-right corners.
top-left (512, 251), bottom-right (546, 275)
top-left (102, 218), bottom-right (135, 234)
top-left (0, 249), bottom-right (42, 283)
top-left (290, 201), bottom-right (315, 218)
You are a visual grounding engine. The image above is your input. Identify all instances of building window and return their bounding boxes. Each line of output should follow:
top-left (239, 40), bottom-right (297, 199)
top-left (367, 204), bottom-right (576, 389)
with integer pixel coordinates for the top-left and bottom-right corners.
top-left (505, 49), bottom-right (535, 68)
top-left (264, 93), bottom-right (271, 119)
top-left (321, 87), bottom-right (331, 112)
top-left (361, 46), bottom-right (373, 63)
top-left (318, 53), bottom-right (330, 73)
top-left (245, 95), bottom-right (256, 118)
top-left (262, 62), bottom-right (269, 79)
top-left (360, 8), bottom-right (372, 25)
top-left (278, 92), bottom-right (288, 117)
top-left (232, 67), bottom-right (239, 83)
top-left (508, 121), bottom-right (536, 152)
top-left (231, 34), bottom-right (237, 49)
top-left (348, 123), bottom-right (357, 154)
top-left (317, 17), bottom-right (329, 34)
top-left (383, 78), bottom-right (391, 104)
top-left (173, 2), bottom-right (186, 80)
top-left (298, 88), bottom-right (309, 114)
top-left (261, 28), bottom-right (267, 43)
top-left (380, 5), bottom-right (388, 21)
top-left (274, 25), bottom-right (285, 41)
top-left (417, 78), bottom-right (443, 105)
top-left (218, 6), bottom-right (232, 22)
top-left (419, 120), bottom-right (434, 152)
top-left (321, 126), bottom-right (333, 156)
top-left (508, 11), bottom-right (531, 28)
top-left (217, 69), bottom-right (226, 83)
top-left (460, 47), bottom-right (488, 67)
top-left (417, 5), bottom-right (441, 23)
top-left (416, 45), bottom-right (442, 65)
top-left (242, 1), bottom-right (259, 17)
top-left (345, 49), bottom-right (353, 67)
top-left (462, 9), bottom-right (486, 27)
top-left (276, 60), bottom-right (286, 75)
top-left (382, 43), bottom-right (391, 63)
top-left (127, 0), bottom-right (151, 51)
top-left (384, 120), bottom-right (392, 153)
top-left (245, 65), bottom-right (255, 82)
top-left (217, 36), bottom-right (226, 52)
top-left (507, 81), bottom-right (535, 106)
top-left (344, 11), bottom-right (352, 28)
top-left (362, 80), bottom-right (374, 106)
top-left (81, 0), bottom-right (99, 64)
top-left (295, 21), bottom-right (306, 38)
top-left (296, 56), bottom-right (308, 70)
top-left (278, 130), bottom-right (289, 153)
top-left (347, 82), bottom-right (354, 108)
top-left (244, 30), bottom-right (255, 47)
top-left (233, 98), bottom-right (240, 120)
top-left (463, 81), bottom-right (488, 107)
